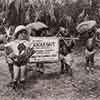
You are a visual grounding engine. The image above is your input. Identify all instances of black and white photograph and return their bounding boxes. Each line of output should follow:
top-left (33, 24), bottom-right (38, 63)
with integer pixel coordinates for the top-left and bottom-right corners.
top-left (0, 0), bottom-right (100, 100)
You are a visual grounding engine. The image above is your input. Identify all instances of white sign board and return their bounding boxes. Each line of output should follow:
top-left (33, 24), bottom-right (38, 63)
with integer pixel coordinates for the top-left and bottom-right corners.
top-left (29, 37), bottom-right (59, 62)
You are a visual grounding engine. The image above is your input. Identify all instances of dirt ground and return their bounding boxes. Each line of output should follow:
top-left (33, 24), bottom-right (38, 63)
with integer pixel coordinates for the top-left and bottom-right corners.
top-left (0, 48), bottom-right (100, 100)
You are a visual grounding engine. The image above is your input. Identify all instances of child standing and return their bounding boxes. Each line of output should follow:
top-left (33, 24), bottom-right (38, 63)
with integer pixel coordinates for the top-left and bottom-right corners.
top-left (5, 25), bottom-right (30, 88)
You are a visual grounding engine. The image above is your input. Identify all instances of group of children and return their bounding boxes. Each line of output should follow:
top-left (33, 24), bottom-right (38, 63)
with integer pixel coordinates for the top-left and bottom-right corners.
top-left (4, 24), bottom-right (97, 90)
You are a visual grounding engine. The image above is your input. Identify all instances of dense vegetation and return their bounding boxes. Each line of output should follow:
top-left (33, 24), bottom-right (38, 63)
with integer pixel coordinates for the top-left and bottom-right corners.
top-left (0, 0), bottom-right (100, 34)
